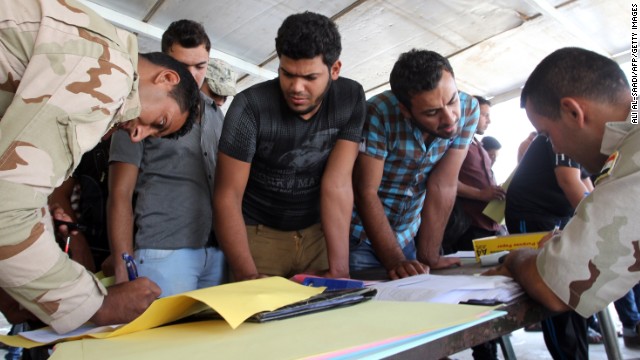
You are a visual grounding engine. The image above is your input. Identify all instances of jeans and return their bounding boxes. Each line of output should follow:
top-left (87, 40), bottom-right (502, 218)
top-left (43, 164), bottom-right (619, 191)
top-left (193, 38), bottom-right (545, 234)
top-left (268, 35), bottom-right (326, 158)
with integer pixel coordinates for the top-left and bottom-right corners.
top-left (135, 246), bottom-right (226, 297)
top-left (614, 283), bottom-right (640, 335)
top-left (349, 237), bottom-right (417, 272)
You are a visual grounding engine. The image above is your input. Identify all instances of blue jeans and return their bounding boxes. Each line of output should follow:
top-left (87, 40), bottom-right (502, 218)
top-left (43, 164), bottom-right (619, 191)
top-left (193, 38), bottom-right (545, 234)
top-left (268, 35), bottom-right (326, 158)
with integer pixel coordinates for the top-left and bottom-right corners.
top-left (349, 237), bottom-right (417, 272)
top-left (135, 247), bottom-right (226, 297)
top-left (614, 283), bottom-right (640, 334)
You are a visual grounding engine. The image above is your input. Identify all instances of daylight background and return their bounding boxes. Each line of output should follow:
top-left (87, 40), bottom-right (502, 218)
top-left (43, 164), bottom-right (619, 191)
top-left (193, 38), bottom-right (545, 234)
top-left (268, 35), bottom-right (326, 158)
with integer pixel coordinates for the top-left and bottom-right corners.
top-left (478, 61), bottom-right (633, 184)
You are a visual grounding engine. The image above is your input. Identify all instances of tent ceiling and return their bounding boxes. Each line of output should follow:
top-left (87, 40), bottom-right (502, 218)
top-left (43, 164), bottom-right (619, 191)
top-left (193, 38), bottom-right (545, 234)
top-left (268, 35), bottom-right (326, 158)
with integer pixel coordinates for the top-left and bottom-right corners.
top-left (79, 0), bottom-right (630, 103)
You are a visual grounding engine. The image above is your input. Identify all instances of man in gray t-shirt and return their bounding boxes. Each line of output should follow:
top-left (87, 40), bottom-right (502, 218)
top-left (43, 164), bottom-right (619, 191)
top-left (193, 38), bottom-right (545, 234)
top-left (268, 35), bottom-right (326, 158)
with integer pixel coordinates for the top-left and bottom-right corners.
top-left (108, 20), bottom-right (229, 296)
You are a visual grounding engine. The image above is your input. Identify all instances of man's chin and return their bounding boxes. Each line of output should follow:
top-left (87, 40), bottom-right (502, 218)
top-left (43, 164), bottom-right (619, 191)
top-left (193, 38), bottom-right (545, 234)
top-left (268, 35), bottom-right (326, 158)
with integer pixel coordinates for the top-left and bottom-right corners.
top-left (435, 126), bottom-right (459, 139)
top-left (288, 102), bottom-right (319, 116)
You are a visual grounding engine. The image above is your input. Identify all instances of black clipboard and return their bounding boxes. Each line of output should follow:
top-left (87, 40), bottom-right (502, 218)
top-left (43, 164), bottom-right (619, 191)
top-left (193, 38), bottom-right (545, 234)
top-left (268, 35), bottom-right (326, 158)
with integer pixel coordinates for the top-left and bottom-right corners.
top-left (250, 287), bottom-right (377, 323)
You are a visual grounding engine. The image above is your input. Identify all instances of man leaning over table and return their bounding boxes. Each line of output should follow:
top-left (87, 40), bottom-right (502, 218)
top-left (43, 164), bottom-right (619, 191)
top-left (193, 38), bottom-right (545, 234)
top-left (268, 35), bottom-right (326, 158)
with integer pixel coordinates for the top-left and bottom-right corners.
top-left (109, 20), bottom-right (228, 297)
top-left (485, 47), bottom-right (640, 342)
top-left (0, 0), bottom-right (202, 334)
top-left (213, 12), bottom-right (366, 281)
top-left (350, 49), bottom-right (479, 280)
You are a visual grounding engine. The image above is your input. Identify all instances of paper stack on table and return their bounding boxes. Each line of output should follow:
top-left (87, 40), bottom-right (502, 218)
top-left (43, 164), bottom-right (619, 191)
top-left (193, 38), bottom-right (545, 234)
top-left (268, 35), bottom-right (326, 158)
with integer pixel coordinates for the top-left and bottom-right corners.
top-left (370, 274), bottom-right (523, 304)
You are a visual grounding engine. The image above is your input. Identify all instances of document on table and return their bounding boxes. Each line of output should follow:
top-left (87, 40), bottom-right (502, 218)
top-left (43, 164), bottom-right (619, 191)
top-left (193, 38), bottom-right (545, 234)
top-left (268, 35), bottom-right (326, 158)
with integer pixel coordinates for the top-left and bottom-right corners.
top-left (0, 277), bottom-right (324, 348)
top-left (48, 301), bottom-right (507, 360)
top-left (370, 274), bottom-right (523, 304)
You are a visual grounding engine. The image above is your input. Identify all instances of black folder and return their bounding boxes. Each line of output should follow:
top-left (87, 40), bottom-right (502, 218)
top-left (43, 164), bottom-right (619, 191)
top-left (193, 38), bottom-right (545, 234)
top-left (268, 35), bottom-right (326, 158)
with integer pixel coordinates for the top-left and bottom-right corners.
top-left (249, 287), bottom-right (377, 322)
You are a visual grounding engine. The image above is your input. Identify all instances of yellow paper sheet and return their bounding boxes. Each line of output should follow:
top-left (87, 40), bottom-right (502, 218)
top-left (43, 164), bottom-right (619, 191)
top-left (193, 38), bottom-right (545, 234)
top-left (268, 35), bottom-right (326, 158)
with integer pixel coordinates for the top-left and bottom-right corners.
top-left (0, 277), bottom-right (322, 348)
top-left (482, 167), bottom-right (515, 223)
top-left (49, 301), bottom-right (504, 360)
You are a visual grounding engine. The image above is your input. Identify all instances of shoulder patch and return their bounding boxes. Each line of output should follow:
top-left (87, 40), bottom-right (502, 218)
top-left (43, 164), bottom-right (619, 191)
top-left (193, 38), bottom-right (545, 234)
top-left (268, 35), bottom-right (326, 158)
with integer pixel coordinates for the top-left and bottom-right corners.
top-left (595, 151), bottom-right (619, 185)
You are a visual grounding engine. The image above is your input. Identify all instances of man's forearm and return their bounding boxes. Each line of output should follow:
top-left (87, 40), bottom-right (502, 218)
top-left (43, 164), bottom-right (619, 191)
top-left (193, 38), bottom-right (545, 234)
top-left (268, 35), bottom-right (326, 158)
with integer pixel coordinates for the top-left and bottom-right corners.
top-left (416, 191), bottom-right (453, 266)
top-left (321, 185), bottom-right (352, 277)
top-left (504, 249), bottom-right (570, 313)
top-left (107, 195), bottom-right (135, 283)
top-left (213, 197), bottom-right (258, 280)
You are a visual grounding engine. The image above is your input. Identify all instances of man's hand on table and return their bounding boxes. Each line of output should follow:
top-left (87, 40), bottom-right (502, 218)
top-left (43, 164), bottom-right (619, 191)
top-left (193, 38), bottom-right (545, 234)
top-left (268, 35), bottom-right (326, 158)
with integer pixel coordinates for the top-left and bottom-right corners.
top-left (387, 260), bottom-right (428, 280)
top-left (315, 268), bottom-right (350, 279)
top-left (427, 256), bottom-right (462, 270)
top-left (482, 264), bottom-right (513, 277)
top-left (482, 252), bottom-right (514, 278)
top-left (90, 278), bottom-right (161, 326)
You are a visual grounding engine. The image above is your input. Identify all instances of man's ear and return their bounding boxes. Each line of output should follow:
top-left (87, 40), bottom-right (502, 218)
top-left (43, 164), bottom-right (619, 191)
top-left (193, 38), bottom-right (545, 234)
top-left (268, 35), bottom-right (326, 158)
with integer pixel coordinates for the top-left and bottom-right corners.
top-left (559, 97), bottom-right (586, 128)
top-left (330, 60), bottom-right (342, 80)
top-left (153, 69), bottom-right (181, 86)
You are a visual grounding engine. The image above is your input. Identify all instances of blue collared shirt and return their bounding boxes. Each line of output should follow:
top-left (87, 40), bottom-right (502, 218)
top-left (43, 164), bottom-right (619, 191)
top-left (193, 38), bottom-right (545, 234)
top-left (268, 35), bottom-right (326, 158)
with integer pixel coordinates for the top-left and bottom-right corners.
top-left (351, 90), bottom-right (478, 247)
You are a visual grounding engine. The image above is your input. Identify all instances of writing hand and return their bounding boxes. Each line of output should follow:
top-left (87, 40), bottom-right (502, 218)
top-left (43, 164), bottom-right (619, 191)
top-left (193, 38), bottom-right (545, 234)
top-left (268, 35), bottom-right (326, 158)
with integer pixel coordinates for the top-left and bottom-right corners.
top-left (538, 228), bottom-right (561, 248)
top-left (90, 277), bottom-right (161, 326)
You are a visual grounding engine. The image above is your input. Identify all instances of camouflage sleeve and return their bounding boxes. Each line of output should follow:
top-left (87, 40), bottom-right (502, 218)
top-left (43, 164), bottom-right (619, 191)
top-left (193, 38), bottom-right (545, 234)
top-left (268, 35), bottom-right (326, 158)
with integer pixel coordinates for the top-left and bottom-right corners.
top-left (537, 127), bottom-right (640, 317)
top-left (0, 0), bottom-right (138, 333)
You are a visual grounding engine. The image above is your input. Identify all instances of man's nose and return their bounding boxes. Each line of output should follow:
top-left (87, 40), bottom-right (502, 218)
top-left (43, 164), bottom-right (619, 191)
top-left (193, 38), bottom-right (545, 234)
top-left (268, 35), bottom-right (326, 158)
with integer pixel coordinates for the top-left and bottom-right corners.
top-left (128, 124), bottom-right (153, 143)
top-left (289, 77), bottom-right (305, 93)
top-left (442, 106), bottom-right (456, 126)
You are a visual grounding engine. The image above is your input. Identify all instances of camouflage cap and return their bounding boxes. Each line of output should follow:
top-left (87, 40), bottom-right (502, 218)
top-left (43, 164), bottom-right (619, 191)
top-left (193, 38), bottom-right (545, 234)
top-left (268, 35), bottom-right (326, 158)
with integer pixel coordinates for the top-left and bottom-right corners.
top-left (205, 58), bottom-right (237, 97)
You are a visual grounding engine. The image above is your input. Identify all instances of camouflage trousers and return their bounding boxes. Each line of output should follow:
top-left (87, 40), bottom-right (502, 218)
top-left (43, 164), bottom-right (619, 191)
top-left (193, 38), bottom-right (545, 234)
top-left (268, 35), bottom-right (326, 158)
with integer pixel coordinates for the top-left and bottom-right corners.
top-left (0, 0), bottom-right (136, 333)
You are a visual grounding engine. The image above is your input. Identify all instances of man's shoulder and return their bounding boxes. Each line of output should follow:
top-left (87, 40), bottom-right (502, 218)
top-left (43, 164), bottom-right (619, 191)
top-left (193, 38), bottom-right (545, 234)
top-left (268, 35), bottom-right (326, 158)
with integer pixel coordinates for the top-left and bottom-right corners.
top-left (458, 91), bottom-right (478, 112)
top-left (367, 90), bottom-right (399, 111)
top-left (328, 77), bottom-right (365, 106)
top-left (333, 76), bottom-right (364, 91)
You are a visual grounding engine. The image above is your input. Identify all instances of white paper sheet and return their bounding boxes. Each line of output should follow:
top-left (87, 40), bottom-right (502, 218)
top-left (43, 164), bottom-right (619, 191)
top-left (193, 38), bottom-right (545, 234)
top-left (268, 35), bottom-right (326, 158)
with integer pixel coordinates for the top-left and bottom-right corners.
top-left (370, 274), bottom-right (523, 304)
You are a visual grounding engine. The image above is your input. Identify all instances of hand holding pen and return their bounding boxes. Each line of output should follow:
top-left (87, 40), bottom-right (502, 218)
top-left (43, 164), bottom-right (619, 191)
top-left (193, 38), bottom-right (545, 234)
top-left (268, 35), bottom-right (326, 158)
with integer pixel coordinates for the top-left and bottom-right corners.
top-left (122, 252), bottom-right (139, 281)
top-left (538, 224), bottom-right (561, 249)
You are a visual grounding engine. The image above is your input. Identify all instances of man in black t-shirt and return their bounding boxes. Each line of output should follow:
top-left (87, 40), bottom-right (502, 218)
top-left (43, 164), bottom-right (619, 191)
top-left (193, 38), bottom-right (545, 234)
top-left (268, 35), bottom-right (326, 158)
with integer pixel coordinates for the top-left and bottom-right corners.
top-left (214, 12), bottom-right (366, 281)
top-left (506, 134), bottom-right (593, 360)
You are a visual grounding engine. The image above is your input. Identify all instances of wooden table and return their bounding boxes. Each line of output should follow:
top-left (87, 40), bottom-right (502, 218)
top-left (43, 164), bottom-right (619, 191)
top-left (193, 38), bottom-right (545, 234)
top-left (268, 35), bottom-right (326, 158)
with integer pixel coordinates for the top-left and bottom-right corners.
top-left (352, 261), bottom-right (554, 359)
top-left (353, 260), bottom-right (622, 360)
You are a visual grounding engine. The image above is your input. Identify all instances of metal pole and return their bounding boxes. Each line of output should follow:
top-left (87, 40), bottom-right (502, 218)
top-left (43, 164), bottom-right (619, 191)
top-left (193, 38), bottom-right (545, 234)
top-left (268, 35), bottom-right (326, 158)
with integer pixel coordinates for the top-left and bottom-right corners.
top-left (596, 307), bottom-right (623, 360)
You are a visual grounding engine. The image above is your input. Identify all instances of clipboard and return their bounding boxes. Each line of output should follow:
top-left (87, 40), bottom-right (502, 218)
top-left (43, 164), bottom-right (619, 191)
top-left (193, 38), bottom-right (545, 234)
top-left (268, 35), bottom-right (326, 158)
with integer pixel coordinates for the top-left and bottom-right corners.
top-left (251, 287), bottom-right (377, 322)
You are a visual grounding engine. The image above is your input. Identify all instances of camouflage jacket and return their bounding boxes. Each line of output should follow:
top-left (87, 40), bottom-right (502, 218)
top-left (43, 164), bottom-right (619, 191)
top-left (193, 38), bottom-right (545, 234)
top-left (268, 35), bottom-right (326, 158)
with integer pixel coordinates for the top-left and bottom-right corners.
top-left (0, 0), bottom-right (139, 333)
top-left (538, 115), bottom-right (640, 317)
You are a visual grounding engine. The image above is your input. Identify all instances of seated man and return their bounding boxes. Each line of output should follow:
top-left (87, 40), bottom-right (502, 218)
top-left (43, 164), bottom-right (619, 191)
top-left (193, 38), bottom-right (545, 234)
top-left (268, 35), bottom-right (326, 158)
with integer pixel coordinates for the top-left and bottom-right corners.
top-left (350, 49), bottom-right (478, 279)
top-left (486, 47), bottom-right (638, 326)
top-left (0, 0), bottom-right (201, 333)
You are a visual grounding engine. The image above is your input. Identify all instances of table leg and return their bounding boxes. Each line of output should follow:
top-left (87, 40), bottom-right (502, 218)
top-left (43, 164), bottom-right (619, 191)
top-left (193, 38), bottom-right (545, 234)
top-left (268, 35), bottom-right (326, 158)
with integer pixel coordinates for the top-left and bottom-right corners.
top-left (596, 307), bottom-right (622, 360)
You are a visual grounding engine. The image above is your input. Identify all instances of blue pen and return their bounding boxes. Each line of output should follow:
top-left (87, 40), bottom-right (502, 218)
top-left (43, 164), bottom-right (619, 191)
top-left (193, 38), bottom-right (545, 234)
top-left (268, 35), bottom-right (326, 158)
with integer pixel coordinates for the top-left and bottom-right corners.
top-left (122, 252), bottom-right (138, 281)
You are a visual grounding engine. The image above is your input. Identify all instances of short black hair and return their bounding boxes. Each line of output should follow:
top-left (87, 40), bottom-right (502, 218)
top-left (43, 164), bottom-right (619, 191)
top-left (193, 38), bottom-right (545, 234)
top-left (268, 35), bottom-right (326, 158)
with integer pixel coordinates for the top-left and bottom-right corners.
top-left (481, 136), bottom-right (502, 151)
top-left (390, 49), bottom-right (454, 110)
top-left (473, 95), bottom-right (491, 106)
top-left (521, 47), bottom-right (629, 118)
top-left (275, 12), bottom-right (341, 68)
top-left (161, 19), bottom-right (211, 53)
top-left (139, 52), bottom-right (201, 139)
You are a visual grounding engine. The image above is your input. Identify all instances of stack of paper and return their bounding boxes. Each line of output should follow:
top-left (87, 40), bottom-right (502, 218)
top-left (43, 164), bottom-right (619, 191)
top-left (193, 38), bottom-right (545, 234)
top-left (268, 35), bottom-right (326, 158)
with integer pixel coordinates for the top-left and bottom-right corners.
top-left (370, 274), bottom-right (523, 304)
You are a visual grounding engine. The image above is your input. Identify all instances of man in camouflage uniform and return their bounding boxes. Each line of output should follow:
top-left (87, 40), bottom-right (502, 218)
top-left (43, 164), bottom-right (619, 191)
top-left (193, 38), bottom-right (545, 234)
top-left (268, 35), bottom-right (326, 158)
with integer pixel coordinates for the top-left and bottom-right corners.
top-left (0, 0), bottom-right (200, 333)
top-left (486, 48), bottom-right (638, 323)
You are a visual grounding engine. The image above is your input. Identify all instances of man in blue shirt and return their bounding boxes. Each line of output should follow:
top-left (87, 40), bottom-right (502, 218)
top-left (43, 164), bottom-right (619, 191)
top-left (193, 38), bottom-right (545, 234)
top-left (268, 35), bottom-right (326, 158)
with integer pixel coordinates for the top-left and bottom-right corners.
top-left (350, 49), bottom-right (478, 279)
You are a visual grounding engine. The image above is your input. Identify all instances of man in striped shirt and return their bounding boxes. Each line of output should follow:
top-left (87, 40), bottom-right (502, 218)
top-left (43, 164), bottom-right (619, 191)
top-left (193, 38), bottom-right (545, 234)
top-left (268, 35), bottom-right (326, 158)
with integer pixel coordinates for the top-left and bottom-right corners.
top-left (350, 49), bottom-right (478, 279)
